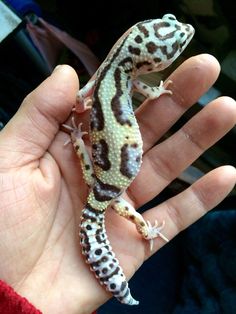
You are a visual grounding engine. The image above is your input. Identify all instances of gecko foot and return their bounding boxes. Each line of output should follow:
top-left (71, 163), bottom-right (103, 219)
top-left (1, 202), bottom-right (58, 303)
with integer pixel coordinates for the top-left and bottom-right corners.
top-left (145, 220), bottom-right (169, 251)
top-left (157, 80), bottom-right (173, 96)
top-left (62, 116), bottom-right (87, 146)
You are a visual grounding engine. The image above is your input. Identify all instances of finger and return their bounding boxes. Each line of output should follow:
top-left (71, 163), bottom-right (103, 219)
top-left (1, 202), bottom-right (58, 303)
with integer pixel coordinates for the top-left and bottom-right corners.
top-left (136, 54), bottom-right (221, 152)
top-left (129, 96), bottom-right (236, 206)
top-left (143, 165), bottom-right (236, 256)
top-left (0, 65), bottom-right (79, 165)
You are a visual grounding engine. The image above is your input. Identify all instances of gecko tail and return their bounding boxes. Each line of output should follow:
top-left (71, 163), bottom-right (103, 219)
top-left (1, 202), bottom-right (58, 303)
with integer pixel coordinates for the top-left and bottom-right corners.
top-left (80, 203), bottom-right (139, 305)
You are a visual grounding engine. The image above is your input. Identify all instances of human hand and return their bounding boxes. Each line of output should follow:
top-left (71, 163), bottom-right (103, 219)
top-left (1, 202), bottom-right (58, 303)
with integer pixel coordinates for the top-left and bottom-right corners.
top-left (0, 55), bottom-right (235, 314)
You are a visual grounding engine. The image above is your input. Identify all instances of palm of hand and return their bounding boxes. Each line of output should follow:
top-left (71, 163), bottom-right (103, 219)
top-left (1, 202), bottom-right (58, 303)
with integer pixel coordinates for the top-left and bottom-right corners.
top-left (0, 56), bottom-right (235, 314)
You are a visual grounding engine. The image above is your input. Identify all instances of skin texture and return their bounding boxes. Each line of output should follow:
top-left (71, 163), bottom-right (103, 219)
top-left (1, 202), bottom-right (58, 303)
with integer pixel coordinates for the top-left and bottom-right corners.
top-left (0, 54), bottom-right (236, 314)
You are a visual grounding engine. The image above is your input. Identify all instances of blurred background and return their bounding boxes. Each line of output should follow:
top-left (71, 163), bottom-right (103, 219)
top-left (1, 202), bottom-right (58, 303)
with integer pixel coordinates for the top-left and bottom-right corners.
top-left (1, 0), bottom-right (236, 313)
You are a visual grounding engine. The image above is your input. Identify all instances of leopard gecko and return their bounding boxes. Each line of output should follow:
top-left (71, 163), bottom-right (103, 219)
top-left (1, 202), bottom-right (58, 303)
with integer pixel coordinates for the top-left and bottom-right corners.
top-left (64, 14), bottom-right (194, 305)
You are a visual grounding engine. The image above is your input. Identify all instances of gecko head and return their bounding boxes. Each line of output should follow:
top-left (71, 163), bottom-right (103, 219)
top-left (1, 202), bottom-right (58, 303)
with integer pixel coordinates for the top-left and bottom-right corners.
top-left (130, 14), bottom-right (195, 75)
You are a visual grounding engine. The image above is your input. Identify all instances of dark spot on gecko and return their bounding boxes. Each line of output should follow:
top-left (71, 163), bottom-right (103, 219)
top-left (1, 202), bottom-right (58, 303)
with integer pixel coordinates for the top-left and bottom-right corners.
top-left (97, 223), bottom-right (103, 230)
top-left (81, 213), bottom-right (96, 223)
top-left (86, 224), bottom-right (92, 230)
top-left (134, 35), bottom-right (143, 43)
top-left (93, 177), bottom-right (121, 202)
top-left (82, 237), bottom-right (90, 248)
top-left (91, 261), bottom-right (101, 268)
top-left (75, 145), bottom-right (80, 151)
top-left (118, 56), bottom-right (133, 67)
top-left (153, 22), bottom-right (175, 41)
top-left (111, 68), bottom-right (132, 127)
top-left (102, 267), bottom-right (108, 274)
top-left (95, 248), bottom-right (102, 255)
top-left (130, 215), bottom-right (135, 220)
top-left (122, 288), bottom-right (130, 299)
top-left (95, 228), bottom-right (101, 235)
top-left (90, 98), bottom-right (104, 131)
top-left (81, 153), bottom-right (84, 160)
top-left (85, 165), bottom-right (90, 170)
top-left (146, 41), bottom-right (158, 54)
top-left (120, 281), bottom-right (127, 291)
top-left (81, 236), bottom-right (91, 252)
top-left (157, 42), bottom-right (179, 60)
top-left (99, 266), bottom-right (120, 282)
top-left (172, 41), bottom-right (180, 54)
top-left (120, 143), bottom-right (141, 179)
top-left (96, 235), bottom-right (104, 244)
top-left (79, 229), bottom-right (86, 236)
top-left (109, 263), bottom-right (114, 268)
top-left (95, 270), bottom-right (100, 276)
top-left (128, 45), bottom-right (141, 56)
top-left (154, 57), bottom-right (161, 63)
top-left (125, 206), bottom-right (129, 211)
top-left (137, 23), bottom-right (149, 37)
top-left (110, 283), bottom-right (116, 290)
top-left (101, 256), bottom-right (108, 263)
top-left (92, 139), bottom-right (111, 171)
top-left (86, 202), bottom-right (105, 214)
top-left (180, 39), bottom-right (187, 49)
top-left (116, 286), bottom-right (130, 300)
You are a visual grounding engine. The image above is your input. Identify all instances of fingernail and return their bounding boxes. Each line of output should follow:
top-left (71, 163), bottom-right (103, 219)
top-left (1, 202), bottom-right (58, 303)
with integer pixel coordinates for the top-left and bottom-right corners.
top-left (52, 65), bottom-right (62, 73)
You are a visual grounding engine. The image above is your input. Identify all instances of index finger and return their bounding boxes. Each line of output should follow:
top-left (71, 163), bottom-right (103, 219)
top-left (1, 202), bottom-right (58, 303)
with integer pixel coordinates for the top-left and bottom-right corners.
top-left (136, 54), bottom-right (221, 152)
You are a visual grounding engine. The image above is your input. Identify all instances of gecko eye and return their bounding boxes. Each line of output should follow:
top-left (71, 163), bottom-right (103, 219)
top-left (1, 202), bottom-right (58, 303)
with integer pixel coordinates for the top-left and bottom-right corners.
top-left (163, 14), bottom-right (176, 21)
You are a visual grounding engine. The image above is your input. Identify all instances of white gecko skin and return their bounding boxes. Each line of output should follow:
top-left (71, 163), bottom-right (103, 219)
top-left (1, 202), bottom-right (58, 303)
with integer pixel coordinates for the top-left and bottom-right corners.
top-left (64, 14), bottom-right (194, 305)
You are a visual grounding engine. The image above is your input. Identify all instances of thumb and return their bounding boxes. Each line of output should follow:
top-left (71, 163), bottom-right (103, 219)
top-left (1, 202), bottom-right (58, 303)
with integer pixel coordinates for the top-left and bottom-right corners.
top-left (0, 65), bottom-right (79, 166)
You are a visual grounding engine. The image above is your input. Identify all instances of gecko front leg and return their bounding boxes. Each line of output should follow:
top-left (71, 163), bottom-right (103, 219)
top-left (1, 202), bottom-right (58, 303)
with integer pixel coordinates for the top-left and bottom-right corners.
top-left (111, 197), bottom-right (169, 251)
top-left (133, 79), bottom-right (173, 99)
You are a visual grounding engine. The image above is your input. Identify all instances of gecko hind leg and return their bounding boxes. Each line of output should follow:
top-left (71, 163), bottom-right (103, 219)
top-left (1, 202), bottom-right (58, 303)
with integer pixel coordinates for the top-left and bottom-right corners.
top-left (111, 197), bottom-right (169, 251)
top-left (63, 117), bottom-right (95, 187)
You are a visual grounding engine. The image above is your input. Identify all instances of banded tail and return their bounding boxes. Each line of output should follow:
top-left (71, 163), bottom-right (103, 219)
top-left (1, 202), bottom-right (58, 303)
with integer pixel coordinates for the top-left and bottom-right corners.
top-left (80, 203), bottom-right (139, 305)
